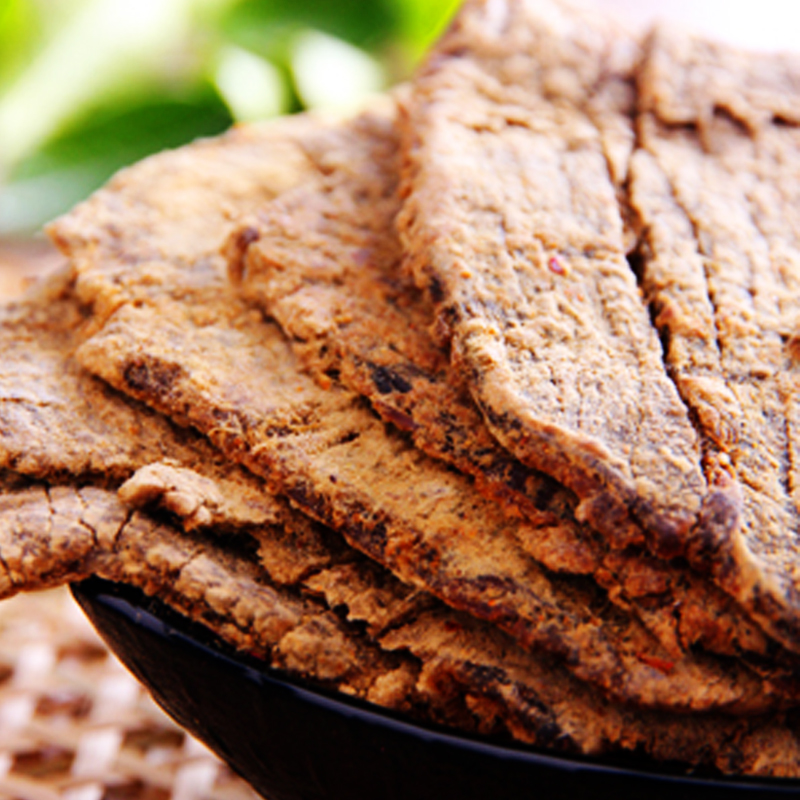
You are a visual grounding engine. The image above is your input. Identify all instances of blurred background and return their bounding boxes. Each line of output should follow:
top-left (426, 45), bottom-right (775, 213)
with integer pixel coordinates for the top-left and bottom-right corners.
top-left (2, 0), bottom-right (795, 250)
top-left (0, 0), bottom-right (458, 285)
top-left (0, 0), bottom-right (795, 295)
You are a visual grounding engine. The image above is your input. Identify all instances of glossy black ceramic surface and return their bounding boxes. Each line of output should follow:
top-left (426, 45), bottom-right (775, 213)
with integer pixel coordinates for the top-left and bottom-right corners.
top-left (71, 578), bottom-right (800, 800)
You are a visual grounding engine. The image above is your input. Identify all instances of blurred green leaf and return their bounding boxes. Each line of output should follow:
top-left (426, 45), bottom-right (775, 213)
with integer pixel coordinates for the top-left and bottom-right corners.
top-left (2, 84), bottom-right (231, 233)
top-left (386, 0), bottom-right (460, 61)
top-left (213, 45), bottom-right (289, 122)
top-left (0, 0), bottom-right (40, 87)
top-left (0, 0), bottom-right (233, 170)
top-left (221, 0), bottom-right (399, 54)
top-left (290, 29), bottom-right (385, 112)
top-left (0, 0), bottom-right (465, 236)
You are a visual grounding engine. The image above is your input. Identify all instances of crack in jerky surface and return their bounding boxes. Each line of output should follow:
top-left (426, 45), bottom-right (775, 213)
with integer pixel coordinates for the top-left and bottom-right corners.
top-left (229, 102), bottom-right (772, 664)
top-left (629, 26), bottom-right (800, 652)
top-left (396, 0), bottom-right (709, 560)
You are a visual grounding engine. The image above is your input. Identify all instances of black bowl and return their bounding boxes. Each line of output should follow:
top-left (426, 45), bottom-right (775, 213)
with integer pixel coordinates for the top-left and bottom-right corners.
top-left (71, 577), bottom-right (800, 800)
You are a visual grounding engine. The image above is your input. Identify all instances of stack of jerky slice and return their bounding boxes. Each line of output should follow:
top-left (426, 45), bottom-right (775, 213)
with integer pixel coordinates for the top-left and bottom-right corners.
top-left (3, 0), bottom-right (800, 780)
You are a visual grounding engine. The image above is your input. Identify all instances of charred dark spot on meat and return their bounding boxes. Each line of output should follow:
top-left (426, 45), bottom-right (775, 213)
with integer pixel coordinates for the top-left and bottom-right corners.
top-left (226, 225), bottom-right (261, 284)
top-left (123, 357), bottom-right (184, 400)
top-left (286, 480), bottom-right (329, 523)
top-left (368, 362), bottom-right (413, 395)
top-left (374, 402), bottom-right (418, 432)
top-left (335, 430), bottom-right (361, 446)
top-left (345, 518), bottom-right (388, 561)
top-left (428, 274), bottom-right (445, 303)
top-left (501, 459), bottom-right (533, 495)
top-left (533, 474), bottom-right (560, 511)
top-left (688, 490), bottom-right (741, 573)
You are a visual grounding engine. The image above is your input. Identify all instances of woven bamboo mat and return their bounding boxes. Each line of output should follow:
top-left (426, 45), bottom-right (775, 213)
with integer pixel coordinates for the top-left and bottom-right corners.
top-left (0, 585), bottom-right (263, 800)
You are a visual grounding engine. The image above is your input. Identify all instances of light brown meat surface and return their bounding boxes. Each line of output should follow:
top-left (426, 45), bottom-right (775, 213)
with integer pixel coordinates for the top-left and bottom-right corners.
top-left (398, 0), bottom-right (800, 657)
top-left (4, 474), bottom-right (800, 774)
top-left (398, 0), bottom-right (712, 560)
top-left (46, 105), bottom-right (785, 713)
top-left (230, 102), bottom-right (773, 665)
top-left (0, 264), bottom-right (792, 776)
top-left (629, 26), bottom-right (800, 652)
top-left (80, 301), bottom-right (781, 712)
top-left (0, 267), bottom-right (284, 530)
top-left (16, 7), bottom-right (800, 775)
top-left (0, 482), bottom-right (428, 707)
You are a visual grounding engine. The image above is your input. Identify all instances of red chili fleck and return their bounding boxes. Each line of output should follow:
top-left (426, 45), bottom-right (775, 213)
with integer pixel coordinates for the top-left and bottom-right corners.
top-left (443, 621), bottom-right (461, 632)
top-left (378, 403), bottom-right (418, 432)
top-left (637, 653), bottom-right (675, 674)
top-left (548, 256), bottom-right (565, 275)
top-left (352, 248), bottom-right (371, 266)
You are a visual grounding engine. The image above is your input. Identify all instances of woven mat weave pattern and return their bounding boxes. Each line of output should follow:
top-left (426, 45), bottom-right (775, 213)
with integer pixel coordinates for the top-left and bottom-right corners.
top-left (0, 587), bottom-right (261, 800)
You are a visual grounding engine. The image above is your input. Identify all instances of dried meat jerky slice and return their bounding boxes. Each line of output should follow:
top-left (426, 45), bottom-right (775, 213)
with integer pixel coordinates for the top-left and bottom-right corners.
top-left (0, 480), bottom-right (504, 741)
top-left (287, 542), bottom-right (800, 775)
top-left (303, 559), bottom-right (435, 640)
top-left (228, 104), bottom-right (596, 567)
top-left (397, 0), bottom-right (710, 557)
top-left (0, 484), bottom-right (104, 595)
top-left (637, 24), bottom-right (800, 131)
top-left (230, 102), bottom-right (772, 663)
top-left (0, 268), bottom-right (281, 534)
top-left (119, 461), bottom-right (276, 532)
top-left (49, 103), bottom-right (785, 709)
top-left (382, 609), bottom-right (800, 777)
top-left (120, 460), bottom-right (356, 587)
top-left (75, 299), bottom-right (779, 713)
top-left (0, 483), bottom-right (432, 713)
top-left (0, 269), bottom-right (544, 734)
top-left (0, 266), bottom-right (366, 597)
top-left (629, 28), bottom-right (800, 652)
top-left (0, 266), bottom-right (431, 704)
top-left (7, 482), bottom-right (799, 776)
top-left (47, 113), bottom-right (332, 334)
top-left (302, 538), bottom-right (800, 775)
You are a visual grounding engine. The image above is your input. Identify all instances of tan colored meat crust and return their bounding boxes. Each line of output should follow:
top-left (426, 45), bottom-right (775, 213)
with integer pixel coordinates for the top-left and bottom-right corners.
top-left (1, 270), bottom-right (793, 775)
top-left (397, 0), bottom-right (713, 561)
top-left (0, 268), bottom-right (284, 531)
top-left (4, 476), bottom-right (800, 774)
top-left (80, 303), bottom-right (779, 712)
top-left (0, 1), bottom-right (797, 780)
top-left (629, 26), bottom-right (800, 652)
top-left (230, 103), bottom-right (773, 665)
top-left (0, 483), bottom-right (426, 707)
top-left (46, 105), bottom-right (784, 713)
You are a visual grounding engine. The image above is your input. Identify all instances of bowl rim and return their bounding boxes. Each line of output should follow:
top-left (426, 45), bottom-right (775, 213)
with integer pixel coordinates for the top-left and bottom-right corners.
top-left (70, 576), bottom-right (800, 796)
